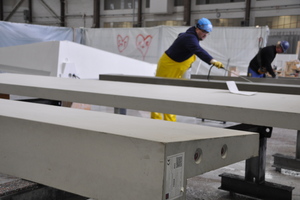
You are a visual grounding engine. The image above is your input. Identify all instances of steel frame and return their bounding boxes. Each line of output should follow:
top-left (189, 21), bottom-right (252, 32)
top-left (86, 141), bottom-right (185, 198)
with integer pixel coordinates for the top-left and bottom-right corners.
top-left (220, 124), bottom-right (294, 200)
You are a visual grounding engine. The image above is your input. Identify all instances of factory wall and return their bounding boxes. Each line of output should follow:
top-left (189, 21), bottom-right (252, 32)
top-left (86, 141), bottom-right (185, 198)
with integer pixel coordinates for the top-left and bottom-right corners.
top-left (1, 0), bottom-right (299, 28)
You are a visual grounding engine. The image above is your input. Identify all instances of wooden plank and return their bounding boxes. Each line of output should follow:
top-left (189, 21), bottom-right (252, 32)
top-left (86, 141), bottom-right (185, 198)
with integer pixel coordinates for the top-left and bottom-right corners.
top-left (0, 93), bottom-right (9, 99)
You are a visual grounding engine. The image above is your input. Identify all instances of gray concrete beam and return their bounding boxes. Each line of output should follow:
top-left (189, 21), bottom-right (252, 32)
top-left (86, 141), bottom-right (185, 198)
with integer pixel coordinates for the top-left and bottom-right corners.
top-left (99, 74), bottom-right (300, 95)
top-left (191, 74), bottom-right (300, 85)
top-left (0, 73), bottom-right (299, 130)
top-left (0, 99), bottom-right (259, 200)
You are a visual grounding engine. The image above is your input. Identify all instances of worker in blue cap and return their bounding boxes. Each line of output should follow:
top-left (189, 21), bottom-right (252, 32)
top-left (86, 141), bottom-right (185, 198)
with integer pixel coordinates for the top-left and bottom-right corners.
top-left (151, 18), bottom-right (224, 122)
top-left (247, 41), bottom-right (290, 78)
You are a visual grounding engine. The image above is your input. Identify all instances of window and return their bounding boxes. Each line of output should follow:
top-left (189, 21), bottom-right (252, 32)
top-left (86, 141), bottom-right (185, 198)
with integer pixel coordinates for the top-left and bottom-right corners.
top-left (196, 0), bottom-right (244, 5)
top-left (209, 18), bottom-right (244, 27)
top-left (174, 0), bottom-right (184, 6)
top-left (196, 0), bottom-right (207, 4)
top-left (256, 15), bottom-right (300, 29)
top-left (145, 20), bottom-right (184, 27)
top-left (146, 0), bottom-right (150, 8)
top-left (104, 21), bottom-right (133, 28)
top-left (104, 0), bottom-right (137, 10)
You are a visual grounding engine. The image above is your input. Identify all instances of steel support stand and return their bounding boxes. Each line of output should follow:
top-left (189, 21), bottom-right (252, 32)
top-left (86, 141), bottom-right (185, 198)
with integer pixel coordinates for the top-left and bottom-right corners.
top-left (219, 124), bottom-right (294, 200)
top-left (273, 130), bottom-right (300, 172)
top-left (114, 108), bottom-right (127, 115)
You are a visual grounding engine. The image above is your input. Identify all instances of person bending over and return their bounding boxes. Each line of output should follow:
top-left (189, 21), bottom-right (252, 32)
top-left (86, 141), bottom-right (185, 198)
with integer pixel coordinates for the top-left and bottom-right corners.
top-left (247, 41), bottom-right (289, 78)
top-left (151, 18), bottom-right (224, 122)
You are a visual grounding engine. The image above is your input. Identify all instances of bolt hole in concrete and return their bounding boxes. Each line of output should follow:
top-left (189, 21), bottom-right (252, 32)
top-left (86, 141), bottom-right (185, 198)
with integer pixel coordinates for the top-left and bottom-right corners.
top-left (194, 148), bottom-right (203, 164)
top-left (221, 144), bottom-right (228, 159)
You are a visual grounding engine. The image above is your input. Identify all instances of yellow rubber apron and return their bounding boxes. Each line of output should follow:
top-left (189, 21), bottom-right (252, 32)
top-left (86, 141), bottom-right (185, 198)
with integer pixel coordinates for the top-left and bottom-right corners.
top-left (151, 53), bottom-right (196, 121)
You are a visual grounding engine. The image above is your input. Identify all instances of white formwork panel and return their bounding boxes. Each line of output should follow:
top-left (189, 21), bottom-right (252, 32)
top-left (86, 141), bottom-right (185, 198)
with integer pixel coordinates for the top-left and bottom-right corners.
top-left (0, 99), bottom-right (258, 200)
top-left (0, 41), bottom-right (156, 79)
top-left (0, 73), bottom-right (299, 130)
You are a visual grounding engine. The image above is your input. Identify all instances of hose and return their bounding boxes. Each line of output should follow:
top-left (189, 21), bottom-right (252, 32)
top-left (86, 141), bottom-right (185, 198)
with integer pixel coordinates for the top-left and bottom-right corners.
top-left (207, 65), bottom-right (253, 83)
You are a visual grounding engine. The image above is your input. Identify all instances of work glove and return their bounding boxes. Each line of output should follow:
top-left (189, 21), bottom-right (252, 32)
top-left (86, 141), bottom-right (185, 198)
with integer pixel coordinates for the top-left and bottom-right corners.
top-left (210, 59), bottom-right (224, 69)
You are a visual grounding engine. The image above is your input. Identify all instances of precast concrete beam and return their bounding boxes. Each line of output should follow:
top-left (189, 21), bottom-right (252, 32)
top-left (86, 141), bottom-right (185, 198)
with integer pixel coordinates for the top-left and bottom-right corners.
top-left (191, 74), bottom-right (300, 85)
top-left (99, 74), bottom-right (300, 95)
top-left (0, 73), bottom-right (300, 130)
top-left (0, 99), bottom-right (259, 200)
top-left (99, 74), bottom-right (300, 174)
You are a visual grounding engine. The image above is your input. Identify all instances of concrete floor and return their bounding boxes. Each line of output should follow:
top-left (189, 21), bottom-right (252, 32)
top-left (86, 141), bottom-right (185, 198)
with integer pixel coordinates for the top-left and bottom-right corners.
top-left (0, 106), bottom-right (299, 200)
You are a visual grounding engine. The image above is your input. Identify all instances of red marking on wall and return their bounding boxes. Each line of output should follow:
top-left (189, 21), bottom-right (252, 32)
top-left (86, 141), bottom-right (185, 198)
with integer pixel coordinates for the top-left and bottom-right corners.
top-left (136, 34), bottom-right (153, 60)
top-left (117, 35), bottom-right (129, 53)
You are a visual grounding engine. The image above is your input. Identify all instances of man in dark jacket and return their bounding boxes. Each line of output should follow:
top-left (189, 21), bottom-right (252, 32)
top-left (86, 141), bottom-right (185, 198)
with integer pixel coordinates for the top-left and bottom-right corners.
top-left (151, 18), bottom-right (224, 122)
top-left (247, 41), bottom-right (289, 78)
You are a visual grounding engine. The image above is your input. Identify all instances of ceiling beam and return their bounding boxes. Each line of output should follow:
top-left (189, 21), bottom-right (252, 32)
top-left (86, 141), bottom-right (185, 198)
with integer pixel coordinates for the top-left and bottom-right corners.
top-left (184, 0), bottom-right (191, 26)
top-left (60, 0), bottom-right (65, 26)
top-left (4, 0), bottom-right (26, 21)
top-left (92, 0), bottom-right (100, 28)
top-left (39, 0), bottom-right (62, 24)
